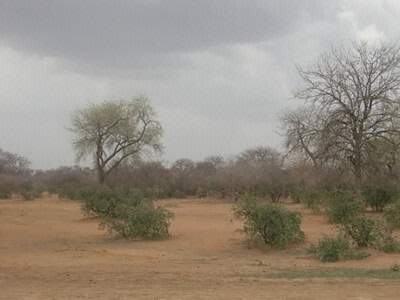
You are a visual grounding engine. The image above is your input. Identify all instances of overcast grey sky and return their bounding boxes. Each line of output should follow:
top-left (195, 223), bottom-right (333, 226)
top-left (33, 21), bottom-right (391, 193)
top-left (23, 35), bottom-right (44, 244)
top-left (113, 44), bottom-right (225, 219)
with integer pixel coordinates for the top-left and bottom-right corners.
top-left (0, 0), bottom-right (399, 170)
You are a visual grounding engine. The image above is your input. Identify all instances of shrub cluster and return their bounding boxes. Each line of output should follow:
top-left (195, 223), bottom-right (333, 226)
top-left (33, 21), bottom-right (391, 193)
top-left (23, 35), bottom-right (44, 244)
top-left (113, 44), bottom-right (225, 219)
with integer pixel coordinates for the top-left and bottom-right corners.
top-left (326, 189), bottom-right (364, 223)
top-left (0, 186), bottom-right (12, 199)
top-left (342, 216), bottom-right (381, 247)
top-left (310, 215), bottom-right (400, 262)
top-left (291, 186), bottom-right (325, 213)
top-left (233, 195), bottom-right (305, 249)
top-left (0, 176), bottom-right (43, 201)
top-left (385, 200), bottom-right (400, 229)
top-left (362, 183), bottom-right (399, 212)
top-left (308, 235), bottom-right (369, 262)
top-left (99, 201), bottom-right (173, 240)
top-left (78, 186), bottom-right (174, 240)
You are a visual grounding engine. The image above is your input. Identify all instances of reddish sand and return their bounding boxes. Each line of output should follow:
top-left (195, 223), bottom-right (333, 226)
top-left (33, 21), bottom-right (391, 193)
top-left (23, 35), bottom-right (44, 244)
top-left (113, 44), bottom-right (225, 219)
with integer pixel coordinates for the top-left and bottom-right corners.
top-left (1, 195), bottom-right (400, 299)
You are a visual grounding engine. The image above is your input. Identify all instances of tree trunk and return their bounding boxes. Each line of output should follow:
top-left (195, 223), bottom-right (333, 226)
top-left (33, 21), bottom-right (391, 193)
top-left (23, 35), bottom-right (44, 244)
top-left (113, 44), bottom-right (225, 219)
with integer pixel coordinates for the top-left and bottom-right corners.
top-left (97, 166), bottom-right (105, 184)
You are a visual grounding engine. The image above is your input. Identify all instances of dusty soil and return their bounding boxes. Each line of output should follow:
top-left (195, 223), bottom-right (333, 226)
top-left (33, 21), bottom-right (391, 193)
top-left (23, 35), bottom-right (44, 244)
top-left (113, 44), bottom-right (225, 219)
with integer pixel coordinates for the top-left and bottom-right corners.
top-left (1, 195), bottom-right (400, 299)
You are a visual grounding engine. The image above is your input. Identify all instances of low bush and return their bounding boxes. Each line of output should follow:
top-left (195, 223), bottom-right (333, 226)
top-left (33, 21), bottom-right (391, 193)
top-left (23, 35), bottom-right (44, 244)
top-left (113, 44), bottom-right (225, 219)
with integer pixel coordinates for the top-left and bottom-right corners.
top-left (340, 216), bottom-right (400, 253)
top-left (384, 200), bottom-right (400, 229)
top-left (362, 183), bottom-right (398, 212)
top-left (308, 235), bottom-right (369, 262)
top-left (79, 186), bottom-right (145, 218)
top-left (100, 201), bottom-right (174, 240)
top-left (377, 235), bottom-right (400, 253)
top-left (0, 187), bottom-right (12, 199)
top-left (292, 187), bottom-right (325, 213)
top-left (57, 184), bottom-right (92, 201)
top-left (233, 195), bottom-right (305, 249)
top-left (308, 235), bottom-right (349, 262)
top-left (341, 216), bottom-right (380, 248)
top-left (310, 215), bottom-right (400, 262)
top-left (326, 189), bottom-right (364, 223)
top-left (79, 186), bottom-right (174, 240)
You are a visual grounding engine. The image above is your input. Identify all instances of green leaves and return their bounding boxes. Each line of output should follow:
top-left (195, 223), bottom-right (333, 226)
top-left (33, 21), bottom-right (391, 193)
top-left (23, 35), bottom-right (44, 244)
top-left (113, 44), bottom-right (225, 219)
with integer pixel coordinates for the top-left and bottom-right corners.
top-left (79, 186), bottom-right (174, 240)
top-left (326, 189), bottom-right (364, 223)
top-left (233, 195), bottom-right (305, 249)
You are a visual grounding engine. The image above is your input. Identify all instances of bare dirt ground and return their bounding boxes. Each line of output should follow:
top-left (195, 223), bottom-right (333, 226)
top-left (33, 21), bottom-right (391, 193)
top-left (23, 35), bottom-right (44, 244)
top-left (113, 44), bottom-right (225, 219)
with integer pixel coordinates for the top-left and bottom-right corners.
top-left (1, 195), bottom-right (400, 299)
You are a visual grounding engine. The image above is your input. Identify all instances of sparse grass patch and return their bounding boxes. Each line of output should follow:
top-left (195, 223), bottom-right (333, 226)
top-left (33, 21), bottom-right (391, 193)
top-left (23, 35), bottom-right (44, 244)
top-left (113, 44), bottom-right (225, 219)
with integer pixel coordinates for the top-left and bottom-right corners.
top-left (262, 268), bottom-right (400, 279)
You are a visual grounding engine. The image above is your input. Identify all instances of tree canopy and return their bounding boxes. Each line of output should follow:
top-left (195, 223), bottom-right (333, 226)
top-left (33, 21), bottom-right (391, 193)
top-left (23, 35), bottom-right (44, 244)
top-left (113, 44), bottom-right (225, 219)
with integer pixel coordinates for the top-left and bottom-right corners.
top-left (69, 96), bottom-right (163, 184)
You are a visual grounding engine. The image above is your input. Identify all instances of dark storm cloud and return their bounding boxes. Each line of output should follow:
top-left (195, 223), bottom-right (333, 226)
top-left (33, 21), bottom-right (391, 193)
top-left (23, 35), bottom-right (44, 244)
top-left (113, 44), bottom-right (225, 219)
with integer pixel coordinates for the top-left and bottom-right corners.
top-left (0, 0), bottom-right (342, 75)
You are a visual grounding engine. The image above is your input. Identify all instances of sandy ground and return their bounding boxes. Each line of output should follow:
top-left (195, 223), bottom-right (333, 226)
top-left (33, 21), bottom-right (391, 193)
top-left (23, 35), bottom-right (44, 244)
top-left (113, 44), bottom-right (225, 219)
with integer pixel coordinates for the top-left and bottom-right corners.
top-left (1, 195), bottom-right (400, 299)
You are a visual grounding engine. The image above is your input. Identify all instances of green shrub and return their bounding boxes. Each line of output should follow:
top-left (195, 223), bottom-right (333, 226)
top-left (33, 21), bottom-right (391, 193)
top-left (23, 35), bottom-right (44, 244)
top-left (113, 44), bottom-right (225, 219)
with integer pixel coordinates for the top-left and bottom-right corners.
top-left (233, 195), bottom-right (305, 249)
top-left (362, 183), bottom-right (398, 212)
top-left (310, 214), bottom-right (400, 262)
top-left (309, 235), bottom-right (350, 262)
top-left (341, 216), bottom-right (400, 253)
top-left (80, 186), bottom-right (145, 217)
top-left (292, 187), bottom-right (325, 213)
top-left (377, 235), bottom-right (400, 253)
top-left (341, 216), bottom-right (379, 248)
top-left (326, 189), bottom-right (364, 223)
top-left (384, 200), bottom-right (400, 229)
top-left (57, 184), bottom-right (90, 201)
top-left (79, 186), bottom-right (174, 240)
top-left (17, 181), bottom-right (42, 201)
top-left (308, 235), bottom-right (369, 262)
top-left (0, 187), bottom-right (12, 199)
top-left (100, 201), bottom-right (174, 240)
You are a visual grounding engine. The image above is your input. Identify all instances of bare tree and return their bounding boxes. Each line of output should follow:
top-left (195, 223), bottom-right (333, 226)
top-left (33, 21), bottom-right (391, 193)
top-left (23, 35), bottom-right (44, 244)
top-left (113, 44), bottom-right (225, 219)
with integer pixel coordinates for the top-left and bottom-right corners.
top-left (68, 96), bottom-right (163, 184)
top-left (0, 149), bottom-right (31, 175)
top-left (204, 155), bottom-right (226, 169)
top-left (237, 146), bottom-right (282, 168)
top-left (281, 41), bottom-right (400, 183)
top-left (171, 158), bottom-right (195, 172)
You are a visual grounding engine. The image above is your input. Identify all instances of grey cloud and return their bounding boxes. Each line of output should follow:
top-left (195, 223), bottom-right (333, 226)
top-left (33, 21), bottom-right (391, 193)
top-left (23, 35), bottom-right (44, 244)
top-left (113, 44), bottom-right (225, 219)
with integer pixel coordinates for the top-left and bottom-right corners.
top-left (3, 1), bottom-right (397, 170)
top-left (0, 0), bottom-right (343, 77)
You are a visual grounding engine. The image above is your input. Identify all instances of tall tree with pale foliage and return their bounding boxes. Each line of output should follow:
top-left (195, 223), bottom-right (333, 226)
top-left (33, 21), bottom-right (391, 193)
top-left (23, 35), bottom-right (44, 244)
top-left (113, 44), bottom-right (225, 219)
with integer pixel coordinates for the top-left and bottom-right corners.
top-left (69, 96), bottom-right (163, 184)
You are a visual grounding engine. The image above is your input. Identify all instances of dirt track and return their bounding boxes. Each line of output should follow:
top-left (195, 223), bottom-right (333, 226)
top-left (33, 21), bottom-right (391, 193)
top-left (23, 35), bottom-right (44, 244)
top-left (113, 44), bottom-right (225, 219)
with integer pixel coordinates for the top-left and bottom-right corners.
top-left (1, 195), bottom-right (400, 299)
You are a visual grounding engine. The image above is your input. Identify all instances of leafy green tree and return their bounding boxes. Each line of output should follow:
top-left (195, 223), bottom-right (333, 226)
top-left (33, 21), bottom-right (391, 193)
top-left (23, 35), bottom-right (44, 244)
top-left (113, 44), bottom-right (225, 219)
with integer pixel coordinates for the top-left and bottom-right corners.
top-left (68, 96), bottom-right (163, 184)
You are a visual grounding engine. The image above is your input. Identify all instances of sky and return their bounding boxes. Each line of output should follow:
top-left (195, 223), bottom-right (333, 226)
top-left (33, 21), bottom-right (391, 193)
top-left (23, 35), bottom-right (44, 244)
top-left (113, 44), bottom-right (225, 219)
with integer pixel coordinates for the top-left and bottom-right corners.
top-left (0, 0), bottom-right (400, 170)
